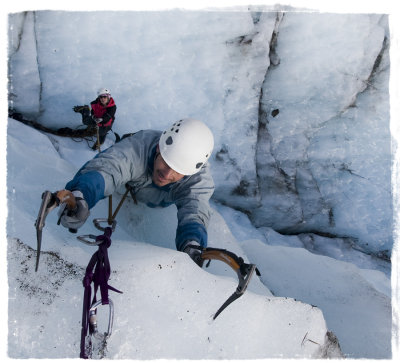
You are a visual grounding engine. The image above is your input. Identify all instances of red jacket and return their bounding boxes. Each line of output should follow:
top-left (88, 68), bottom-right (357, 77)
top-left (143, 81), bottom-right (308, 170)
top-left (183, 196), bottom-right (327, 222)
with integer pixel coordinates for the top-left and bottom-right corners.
top-left (90, 97), bottom-right (116, 127)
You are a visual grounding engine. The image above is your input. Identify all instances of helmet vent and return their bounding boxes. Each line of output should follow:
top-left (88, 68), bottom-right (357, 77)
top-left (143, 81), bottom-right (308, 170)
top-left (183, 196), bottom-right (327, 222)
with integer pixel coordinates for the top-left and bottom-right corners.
top-left (166, 136), bottom-right (173, 145)
top-left (196, 162), bottom-right (203, 169)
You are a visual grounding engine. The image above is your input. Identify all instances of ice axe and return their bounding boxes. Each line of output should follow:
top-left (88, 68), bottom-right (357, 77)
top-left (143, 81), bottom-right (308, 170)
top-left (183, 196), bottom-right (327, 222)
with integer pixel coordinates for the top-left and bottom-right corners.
top-left (34, 190), bottom-right (76, 271)
top-left (199, 247), bottom-right (261, 320)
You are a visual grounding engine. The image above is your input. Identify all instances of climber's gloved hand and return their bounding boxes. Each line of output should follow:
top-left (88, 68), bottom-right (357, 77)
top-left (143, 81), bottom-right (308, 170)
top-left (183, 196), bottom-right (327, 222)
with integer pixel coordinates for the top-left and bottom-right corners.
top-left (73, 105), bottom-right (89, 113)
top-left (182, 240), bottom-right (204, 267)
top-left (58, 190), bottom-right (90, 233)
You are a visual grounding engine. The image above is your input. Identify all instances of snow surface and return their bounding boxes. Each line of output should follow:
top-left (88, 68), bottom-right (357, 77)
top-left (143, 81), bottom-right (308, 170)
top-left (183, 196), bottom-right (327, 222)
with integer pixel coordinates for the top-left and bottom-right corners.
top-left (3, 1), bottom-right (399, 360)
top-left (7, 119), bottom-right (338, 359)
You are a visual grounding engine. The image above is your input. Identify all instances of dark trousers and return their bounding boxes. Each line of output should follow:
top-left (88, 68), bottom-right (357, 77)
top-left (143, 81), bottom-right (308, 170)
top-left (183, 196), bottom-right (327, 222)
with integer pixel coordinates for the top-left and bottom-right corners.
top-left (82, 113), bottom-right (112, 145)
top-left (97, 126), bottom-right (111, 144)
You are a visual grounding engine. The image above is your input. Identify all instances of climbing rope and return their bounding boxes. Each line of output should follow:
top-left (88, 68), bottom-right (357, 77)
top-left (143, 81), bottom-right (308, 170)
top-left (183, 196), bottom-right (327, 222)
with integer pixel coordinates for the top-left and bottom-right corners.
top-left (79, 226), bottom-right (122, 359)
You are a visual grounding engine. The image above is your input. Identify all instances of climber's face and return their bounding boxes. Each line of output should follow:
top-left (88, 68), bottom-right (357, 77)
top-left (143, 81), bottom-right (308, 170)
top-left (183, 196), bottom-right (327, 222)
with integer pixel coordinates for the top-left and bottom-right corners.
top-left (99, 95), bottom-right (109, 106)
top-left (152, 147), bottom-right (184, 187)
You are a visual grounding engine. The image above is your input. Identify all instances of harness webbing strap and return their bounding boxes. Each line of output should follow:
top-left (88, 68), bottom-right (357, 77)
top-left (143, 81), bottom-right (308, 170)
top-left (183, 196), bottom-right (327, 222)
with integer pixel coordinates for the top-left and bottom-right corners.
top-left (79, 227), bottom-right (122, 359)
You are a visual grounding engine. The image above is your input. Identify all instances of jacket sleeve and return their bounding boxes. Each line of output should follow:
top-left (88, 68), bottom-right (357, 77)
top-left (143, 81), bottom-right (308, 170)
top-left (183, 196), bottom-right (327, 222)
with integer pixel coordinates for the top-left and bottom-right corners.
top-left (100, 104), bottom-right (116, 125)
top-left (66, 131), bottom-right (154, 208)
top-left (90, 99), bottom-right (96, 117)
top-left (173, 163), bottom-right (215, 250)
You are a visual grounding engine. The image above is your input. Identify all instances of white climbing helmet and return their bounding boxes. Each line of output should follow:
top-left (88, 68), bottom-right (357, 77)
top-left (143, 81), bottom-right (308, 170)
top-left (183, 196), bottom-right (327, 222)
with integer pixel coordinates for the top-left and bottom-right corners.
top-left (97, 88), bottom-right (111, 97)
top-left (159, 118), bottom-right (214, 175)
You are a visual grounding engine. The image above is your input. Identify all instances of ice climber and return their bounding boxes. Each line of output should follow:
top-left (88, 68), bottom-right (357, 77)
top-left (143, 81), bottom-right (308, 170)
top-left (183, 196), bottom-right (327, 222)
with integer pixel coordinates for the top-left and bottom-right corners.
top-left (58, 118), bottom-right (215, 266)
top-left (73, 87), bottom-right (117, 150)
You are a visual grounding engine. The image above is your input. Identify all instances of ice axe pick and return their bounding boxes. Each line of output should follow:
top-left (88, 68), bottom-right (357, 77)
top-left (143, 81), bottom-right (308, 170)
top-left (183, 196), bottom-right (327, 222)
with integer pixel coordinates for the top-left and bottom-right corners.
top-left (199, 247), bottom-right (260, 320)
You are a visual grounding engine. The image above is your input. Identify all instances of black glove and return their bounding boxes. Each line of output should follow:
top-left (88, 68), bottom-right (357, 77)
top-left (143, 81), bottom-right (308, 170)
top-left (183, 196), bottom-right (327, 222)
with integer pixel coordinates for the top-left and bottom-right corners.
top-left (183, 241), bottom-right (204, 267)
top-left (73, 105), bottom-right (90, 113)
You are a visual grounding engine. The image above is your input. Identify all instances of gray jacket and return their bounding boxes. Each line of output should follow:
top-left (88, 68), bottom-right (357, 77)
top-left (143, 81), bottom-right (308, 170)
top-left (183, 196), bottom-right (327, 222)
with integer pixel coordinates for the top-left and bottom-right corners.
top-left (66, 130), bottom-right (215, 250)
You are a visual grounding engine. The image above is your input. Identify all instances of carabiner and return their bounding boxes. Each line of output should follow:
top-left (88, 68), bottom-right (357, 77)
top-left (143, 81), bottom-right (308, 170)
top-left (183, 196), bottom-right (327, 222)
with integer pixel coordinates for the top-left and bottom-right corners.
top-left (89, 299), bottom-right (114, 341)
top-left (77, 234), bottom-right (103, 246)
top-left (93, 218), bottom-right (117, 232)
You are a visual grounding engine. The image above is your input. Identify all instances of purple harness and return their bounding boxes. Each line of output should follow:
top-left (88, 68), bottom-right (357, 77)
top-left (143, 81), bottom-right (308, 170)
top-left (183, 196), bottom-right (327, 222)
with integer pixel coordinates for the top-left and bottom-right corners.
top-left (79, 227), bottom-right (122, 359)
